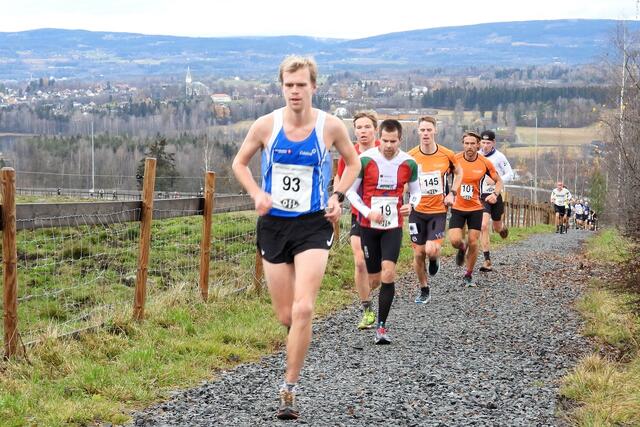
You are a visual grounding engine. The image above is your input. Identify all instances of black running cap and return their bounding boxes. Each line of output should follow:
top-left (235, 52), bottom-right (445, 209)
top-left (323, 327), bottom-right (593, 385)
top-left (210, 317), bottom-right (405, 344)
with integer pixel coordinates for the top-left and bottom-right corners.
top-left (481, 130), bottom-right (496, 141)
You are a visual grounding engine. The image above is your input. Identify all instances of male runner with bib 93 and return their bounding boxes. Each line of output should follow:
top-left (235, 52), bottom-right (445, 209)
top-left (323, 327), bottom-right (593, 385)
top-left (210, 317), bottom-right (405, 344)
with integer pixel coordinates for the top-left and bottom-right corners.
top-left (232, 56), bottom-right (360, 420)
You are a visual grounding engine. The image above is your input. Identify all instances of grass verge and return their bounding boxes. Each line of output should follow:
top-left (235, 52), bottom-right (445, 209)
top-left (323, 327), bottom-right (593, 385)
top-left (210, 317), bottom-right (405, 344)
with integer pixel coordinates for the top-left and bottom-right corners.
top-left (560, 228), bottom-right (640, 426)
top-left (0, 221), bottom-right (550, 426)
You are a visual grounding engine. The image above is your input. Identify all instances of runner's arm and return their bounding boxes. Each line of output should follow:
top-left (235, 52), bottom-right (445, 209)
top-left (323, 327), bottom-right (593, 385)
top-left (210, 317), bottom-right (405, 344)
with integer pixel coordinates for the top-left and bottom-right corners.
top-left (500, 156), bottom-right (514, 183)
top-left (328, 116), bottom-right (360, 195)
top-left (232, 117), bottom-right (272, 215)
top-left (451, 162), bottom-right (463, 194)
top-left (492, 170), bottom-right (504, 196)
top-left (325, 116), bottom-right (360, 221)
top-left (346, 176), bottom-right (371, 218)
top-left (407, 179), bottom-right (421, 208)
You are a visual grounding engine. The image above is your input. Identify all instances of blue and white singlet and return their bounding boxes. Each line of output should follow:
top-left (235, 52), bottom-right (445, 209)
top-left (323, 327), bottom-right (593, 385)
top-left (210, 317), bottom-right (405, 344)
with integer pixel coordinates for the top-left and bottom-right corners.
top-left (261, 108), bottom-right (332, 217)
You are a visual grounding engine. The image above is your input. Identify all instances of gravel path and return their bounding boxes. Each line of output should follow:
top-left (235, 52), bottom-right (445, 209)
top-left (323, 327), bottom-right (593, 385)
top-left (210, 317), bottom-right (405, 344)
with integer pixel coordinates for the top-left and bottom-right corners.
top-left (130, 230), bottom-right (591, 426)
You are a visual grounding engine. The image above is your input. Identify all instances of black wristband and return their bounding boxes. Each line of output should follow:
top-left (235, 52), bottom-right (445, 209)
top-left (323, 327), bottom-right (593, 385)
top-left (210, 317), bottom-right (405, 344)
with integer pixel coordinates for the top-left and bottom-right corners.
top-left (450, 190), bottom-right (457, 196)
top-left (332, 191), bottom-right (345, 203)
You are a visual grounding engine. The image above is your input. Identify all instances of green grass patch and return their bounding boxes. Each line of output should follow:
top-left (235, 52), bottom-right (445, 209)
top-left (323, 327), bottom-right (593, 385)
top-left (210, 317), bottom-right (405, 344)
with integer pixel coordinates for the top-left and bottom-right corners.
top-left (585, 228), bottom-right (633, 263)
top-left (0, 218), bottom-right (550, 426)
top-left (576, 284), bottom-right (638, 350)
top-left (560, 227), bottom-right (640, 426)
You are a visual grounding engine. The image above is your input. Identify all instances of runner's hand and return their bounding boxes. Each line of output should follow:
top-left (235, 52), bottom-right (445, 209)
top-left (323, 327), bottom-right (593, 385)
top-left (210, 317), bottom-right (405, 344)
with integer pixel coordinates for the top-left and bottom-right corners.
top-left (368, 210), bottom-right (383, 224)
top-left (253, 191), bottom-right (272, 216)
top-left (486, 193), bottom-right (498, 204)
top-left (444, 193), bottom-right (455, 207)
top-left (324, 196), bottom-right (341, 223)
top-left (399, 203), bottom-right (411, 216)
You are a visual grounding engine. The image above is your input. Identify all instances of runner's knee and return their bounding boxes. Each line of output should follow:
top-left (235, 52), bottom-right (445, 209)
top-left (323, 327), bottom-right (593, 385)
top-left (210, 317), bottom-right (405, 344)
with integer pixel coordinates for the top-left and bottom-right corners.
top-left (291, 301), bottom-right (314, 323)
top-left (276, 311), bottom-right (292, 328)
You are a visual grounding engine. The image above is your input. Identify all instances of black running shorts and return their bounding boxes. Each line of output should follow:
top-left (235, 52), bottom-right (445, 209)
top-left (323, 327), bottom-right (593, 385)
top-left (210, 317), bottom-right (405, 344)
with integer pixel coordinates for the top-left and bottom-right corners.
top-left (408, 211), bottom-right (446, 245)
top-left (553, 205), bottom-right (566, 216)
top-left (257, 211), bottom-right (333, 264)
top-left (449, 209), bottom-right (484, 231)
top-left (349, 213), bottom-right (362, 237)
top-left (481, 194), bottom-right (505, 221)
top-left (359, 227), bottom-right (403, 274)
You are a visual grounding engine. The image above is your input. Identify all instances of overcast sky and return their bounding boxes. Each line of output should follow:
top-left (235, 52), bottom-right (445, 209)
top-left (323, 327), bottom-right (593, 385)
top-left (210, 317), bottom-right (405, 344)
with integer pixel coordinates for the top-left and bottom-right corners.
top-left (1, 0), bottom-right (638, 39)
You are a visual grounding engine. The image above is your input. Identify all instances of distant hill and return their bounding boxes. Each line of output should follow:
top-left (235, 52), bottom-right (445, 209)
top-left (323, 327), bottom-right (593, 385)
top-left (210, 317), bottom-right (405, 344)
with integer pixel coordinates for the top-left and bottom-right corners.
top-left (0, 20), bottom-right (636, 80)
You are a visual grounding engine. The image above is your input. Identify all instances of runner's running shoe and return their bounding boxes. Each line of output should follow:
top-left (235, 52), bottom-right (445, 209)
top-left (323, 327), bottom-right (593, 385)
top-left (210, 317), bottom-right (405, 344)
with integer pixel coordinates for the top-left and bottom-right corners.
top-left (479, 259), bottom-right (493, 272)
top-left (462, 275), bottom-right (477, 287)
top-left (428, 258), bottom-right (440, 276)
top-left (455, 247), bottom-right (466, 266)
top-left (276, 388), bottom-right (299, 420)
top-left (499, 227), bottom-right (509, 239)
top-left (357, 309), bottom-right (376, 330)
top-left (375, 324), bottom-right (391, 345)
top-left (414, 287), bottom-right (431, 304)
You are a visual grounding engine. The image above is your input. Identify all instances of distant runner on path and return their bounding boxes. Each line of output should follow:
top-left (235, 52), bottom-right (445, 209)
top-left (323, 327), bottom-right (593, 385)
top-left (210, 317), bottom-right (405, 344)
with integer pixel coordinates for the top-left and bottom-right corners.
top-left (407, 116), bottom-right (461, 303)
top-left (550, 182), bottom-right (572, 234)
top-left (232, 55), bottom-right (360, 420)
top-left (478, 130), bottom-right (513, 272)
top-left (448, 131), bottom-right (503, 287)
top-left (347, 119), bottom-right (421, 345)
top-left (333, 110), bottom-right (381, 330)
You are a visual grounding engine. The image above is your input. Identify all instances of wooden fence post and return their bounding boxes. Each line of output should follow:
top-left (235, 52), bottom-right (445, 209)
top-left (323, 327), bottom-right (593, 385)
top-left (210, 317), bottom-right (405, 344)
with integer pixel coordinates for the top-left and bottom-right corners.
top-left (518, 198), bottom-right (523, 227)
top-left (509, 194), bottom-right (514, 228)
top-left (2, 168), bottom-right (18, 359)
top-left (253, 249), bottom-right (264, 293)
top-left (503, 192), bottom-right (510, 228)
top-left (133, 158), bottom-right (156, 321)
top-left (199, 171), bottom-right (216, 301)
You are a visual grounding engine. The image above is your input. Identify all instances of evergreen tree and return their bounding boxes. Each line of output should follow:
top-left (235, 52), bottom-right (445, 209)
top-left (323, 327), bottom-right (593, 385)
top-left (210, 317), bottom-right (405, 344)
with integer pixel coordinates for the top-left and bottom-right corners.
top-left (136, 136), bottom-right (180, 191)
top-left (588, 165), bottom-right (606, 214)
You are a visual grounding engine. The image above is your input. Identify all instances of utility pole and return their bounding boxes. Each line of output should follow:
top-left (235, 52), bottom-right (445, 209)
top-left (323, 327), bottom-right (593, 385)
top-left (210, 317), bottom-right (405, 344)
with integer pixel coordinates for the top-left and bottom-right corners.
top-left (91, 119), bottom-right (95, 192)
top-left (534, 113), bottom-right (538, 204)
top-left (574, 161), bottom-right (578, 196)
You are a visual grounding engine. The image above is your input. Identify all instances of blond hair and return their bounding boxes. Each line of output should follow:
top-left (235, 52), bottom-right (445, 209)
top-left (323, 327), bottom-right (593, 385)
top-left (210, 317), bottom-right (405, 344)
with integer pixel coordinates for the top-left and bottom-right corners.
top-left (279, 55), bottom-right (318, 85)
top-left (418, 116), bottom-right (437, 127)
top-left (353, 110), bottom-right (378, 129)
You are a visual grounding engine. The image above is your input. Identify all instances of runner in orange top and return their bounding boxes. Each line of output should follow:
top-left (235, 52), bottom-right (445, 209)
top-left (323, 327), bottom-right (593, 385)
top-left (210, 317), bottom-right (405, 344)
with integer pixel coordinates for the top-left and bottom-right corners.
top-left (407, 116), bottom-right (462, 304)
top-left (334, 110), bottom-right (380, 330)
top-left (448, 131), bottom-right (503, 287)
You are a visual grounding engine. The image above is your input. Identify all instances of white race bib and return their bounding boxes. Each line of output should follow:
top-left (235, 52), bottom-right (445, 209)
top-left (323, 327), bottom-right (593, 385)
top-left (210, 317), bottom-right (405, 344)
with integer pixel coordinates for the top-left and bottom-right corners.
top-left (377, 174), bottom-right (397, 190)
top-left (481, 178), bottom-right (496, 195)
top-left (460, 184), bottom-right (474, 200)
top-left (271, 163), bottom-right (313, 212)
top-left (419, 171), bottom-right (443, 196)
top-left (370, 196), bottom-right (399, 229)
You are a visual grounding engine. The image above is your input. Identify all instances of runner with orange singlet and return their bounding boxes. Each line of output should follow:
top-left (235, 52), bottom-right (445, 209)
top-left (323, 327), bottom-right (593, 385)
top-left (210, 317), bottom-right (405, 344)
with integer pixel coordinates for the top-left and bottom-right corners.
top-left (448, 131), bottom-right (503, 287)
top-left (407, 116), bottom-right (462, 303)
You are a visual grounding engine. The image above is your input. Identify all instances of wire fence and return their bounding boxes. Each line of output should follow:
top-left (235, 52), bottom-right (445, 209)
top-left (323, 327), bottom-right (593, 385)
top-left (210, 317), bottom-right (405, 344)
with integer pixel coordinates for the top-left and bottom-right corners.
top-left (1, 203), bottom-right (353, 351)
top-left (1, 161), bottom-right (549, 357)
top-left (14, 210), bottom-right (140, 344)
